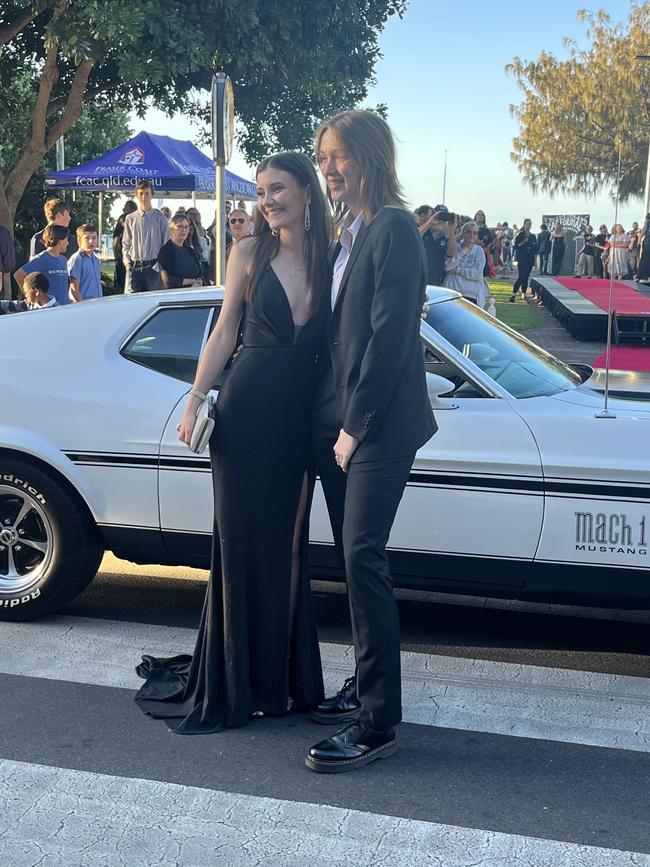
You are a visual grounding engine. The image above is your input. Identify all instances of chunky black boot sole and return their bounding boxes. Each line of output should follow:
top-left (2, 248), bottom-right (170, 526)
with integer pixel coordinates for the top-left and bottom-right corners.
top-left (305, 739), bottom-right (397, 773)
top-left (308, 707), bottom-right (361, 725)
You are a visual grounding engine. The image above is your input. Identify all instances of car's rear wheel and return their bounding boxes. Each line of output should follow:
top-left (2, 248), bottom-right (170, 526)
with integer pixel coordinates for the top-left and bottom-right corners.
top-left (0, 458), bottom-right (104, 621)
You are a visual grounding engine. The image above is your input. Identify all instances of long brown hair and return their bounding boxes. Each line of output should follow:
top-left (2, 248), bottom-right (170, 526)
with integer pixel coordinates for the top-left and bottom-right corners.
top-left (314, 109), bottom-right (406, 225)
top-left (243, 152), bottom-right (331, 308)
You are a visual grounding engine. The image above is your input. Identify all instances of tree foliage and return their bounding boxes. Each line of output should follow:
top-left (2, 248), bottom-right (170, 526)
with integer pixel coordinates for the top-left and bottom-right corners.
top-left (1, 71), bottom-right (130, 261)
top-left (506, 3), bottom-right (650, 202)
top-left (0, 0), bottom-right (406, 231)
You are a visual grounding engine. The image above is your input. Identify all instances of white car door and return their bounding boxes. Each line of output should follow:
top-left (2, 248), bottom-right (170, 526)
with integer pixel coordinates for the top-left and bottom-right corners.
top-left (157, 306), bottom-right (219, 563)
top-left (159, 396), bottom-right (213, 561)
top-left (309, 390), bottom-right (544, 592)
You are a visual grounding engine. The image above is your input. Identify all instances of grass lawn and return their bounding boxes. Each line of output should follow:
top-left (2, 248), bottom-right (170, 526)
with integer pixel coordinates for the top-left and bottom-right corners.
top-left (487, 279), bottom-right (539, 332)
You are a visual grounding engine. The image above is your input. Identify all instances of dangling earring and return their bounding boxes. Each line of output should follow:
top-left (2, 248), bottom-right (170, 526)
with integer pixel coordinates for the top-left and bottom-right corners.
top-left (304, 201), bottom-right (311, 232)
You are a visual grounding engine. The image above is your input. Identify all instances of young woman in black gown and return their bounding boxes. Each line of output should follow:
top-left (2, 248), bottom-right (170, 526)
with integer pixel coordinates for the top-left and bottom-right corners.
top-left (135, 152), bottom-right (331, 733)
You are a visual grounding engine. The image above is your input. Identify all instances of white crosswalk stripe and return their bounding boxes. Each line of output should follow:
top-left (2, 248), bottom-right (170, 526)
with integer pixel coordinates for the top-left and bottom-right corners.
top-left (0, 757), bottom-right (647, 867)
top-left (1, 612), bottom-right (649, 866)
top-left (2, 614), bottom-right (650, 752)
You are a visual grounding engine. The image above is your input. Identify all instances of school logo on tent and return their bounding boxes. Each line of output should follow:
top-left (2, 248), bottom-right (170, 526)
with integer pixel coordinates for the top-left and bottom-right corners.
top-left (118, 147), bottom-right (145, 165)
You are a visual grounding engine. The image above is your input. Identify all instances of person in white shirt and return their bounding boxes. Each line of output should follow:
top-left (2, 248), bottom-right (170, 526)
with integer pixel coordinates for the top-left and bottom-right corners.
top-left (122, 179), bottom-right (170, 293)
top-left (443, 220), bottom-right (488, 306)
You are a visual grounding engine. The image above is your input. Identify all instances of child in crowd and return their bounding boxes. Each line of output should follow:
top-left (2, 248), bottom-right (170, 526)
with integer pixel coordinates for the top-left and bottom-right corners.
top-left (68, 223), bottom-right (102, 301)
top-left (23, 271), bottom-right (57, 308)
top-left (0, 272), bottom-right (57, 313)
top-left (15, 224), bottom-right (71, 305)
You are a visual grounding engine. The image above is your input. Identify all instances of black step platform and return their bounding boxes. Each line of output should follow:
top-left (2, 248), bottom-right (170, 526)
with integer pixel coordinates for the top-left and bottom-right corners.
top-left (530, 277), bottom-right (607, 341)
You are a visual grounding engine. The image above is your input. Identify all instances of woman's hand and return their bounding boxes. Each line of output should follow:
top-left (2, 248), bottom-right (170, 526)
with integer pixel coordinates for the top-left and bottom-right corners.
top-left (333, 428), bottom-right (359, 473)
top-left (178, 397), bottom-right (201, 446)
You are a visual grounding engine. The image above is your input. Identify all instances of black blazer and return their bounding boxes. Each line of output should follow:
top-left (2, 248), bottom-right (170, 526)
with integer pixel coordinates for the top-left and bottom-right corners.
top-left (323, 207), bottom-right (437, 461)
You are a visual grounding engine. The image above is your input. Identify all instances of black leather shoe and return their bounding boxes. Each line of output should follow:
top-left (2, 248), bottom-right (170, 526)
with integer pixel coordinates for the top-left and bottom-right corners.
top-left (309, 676), bottom-right (361, 724)
top-left (305, 722), bottom-right (397, 773)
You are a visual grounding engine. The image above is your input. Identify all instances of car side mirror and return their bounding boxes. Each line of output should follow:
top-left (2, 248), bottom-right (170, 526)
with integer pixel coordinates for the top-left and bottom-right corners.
top-left (426, 372), bottom-right (458, 410)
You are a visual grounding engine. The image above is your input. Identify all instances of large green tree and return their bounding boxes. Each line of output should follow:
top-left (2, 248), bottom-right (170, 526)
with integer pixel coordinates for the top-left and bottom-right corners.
top-left (1, 71), bottom-right (130, 262)
top-left (0, 0), bottom-right (406, 232)
top-left (506, 3), bottom-right (650, 202)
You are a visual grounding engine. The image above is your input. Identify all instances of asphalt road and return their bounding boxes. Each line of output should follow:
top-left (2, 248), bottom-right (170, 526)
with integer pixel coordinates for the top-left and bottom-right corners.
top-left (64, 554), bottom-right (650, 677)
top-left (1, 553), bottom-right (649, 865)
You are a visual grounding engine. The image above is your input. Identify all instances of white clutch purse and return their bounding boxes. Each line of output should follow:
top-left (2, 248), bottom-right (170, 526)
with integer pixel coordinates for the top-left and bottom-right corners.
top-left (189, 392), bottom-right (217, 454)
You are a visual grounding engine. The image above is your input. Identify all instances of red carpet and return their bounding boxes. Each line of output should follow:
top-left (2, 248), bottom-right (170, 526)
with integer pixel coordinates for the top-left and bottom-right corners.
top-left (592, 346), bottom-right (650, 371)
top-left (556, 277), bottom-right (650, 314)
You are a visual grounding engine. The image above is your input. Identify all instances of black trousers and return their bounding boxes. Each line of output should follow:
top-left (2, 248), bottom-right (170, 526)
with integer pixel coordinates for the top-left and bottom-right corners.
top-left (513, 259), bottom-right (533, 294)
top-left (316, 435), bottom-right (413, 730)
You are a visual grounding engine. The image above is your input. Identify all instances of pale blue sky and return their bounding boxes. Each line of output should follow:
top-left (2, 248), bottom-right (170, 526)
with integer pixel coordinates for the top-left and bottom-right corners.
top-left (134, 0), bottom-right (641, 230)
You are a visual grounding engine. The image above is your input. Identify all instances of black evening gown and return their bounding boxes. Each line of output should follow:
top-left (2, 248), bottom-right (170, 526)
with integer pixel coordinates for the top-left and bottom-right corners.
top-left (135, 265), bottom-right (325, 733)
top-left (638, 232), bottom-right (650, 281)
top-left (550, 237), bottom-right (565, 275)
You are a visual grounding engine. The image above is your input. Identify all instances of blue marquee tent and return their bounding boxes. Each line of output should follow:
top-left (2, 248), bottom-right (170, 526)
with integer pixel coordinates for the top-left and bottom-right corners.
top-left (44, 131), bottom-right (256, 199)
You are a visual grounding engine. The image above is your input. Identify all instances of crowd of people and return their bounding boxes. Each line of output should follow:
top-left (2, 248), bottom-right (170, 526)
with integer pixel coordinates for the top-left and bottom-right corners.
top-left (413, 207), bottom-right (650, 306)
top-left (3, 184), bottom-right (650, 317)
top-left (0, 183), bottom-right (255, 313)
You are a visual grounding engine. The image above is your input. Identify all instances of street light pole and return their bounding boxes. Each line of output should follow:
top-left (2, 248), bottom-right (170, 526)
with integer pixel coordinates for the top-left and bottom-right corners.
top-left (636, 55), bottom-right (650, 217)
top-left (442, 149), bottom-right (447, 205)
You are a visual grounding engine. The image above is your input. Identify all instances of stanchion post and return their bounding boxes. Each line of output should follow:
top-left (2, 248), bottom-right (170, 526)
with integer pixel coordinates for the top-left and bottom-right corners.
top-left (215, 163), bottom-right (225, 285)
top-left (636, 56), bottom-right (650, 218)
top-left (98, 191), bottom-right (104, 247)
top-left (211, 72), bottom-right (235, 287)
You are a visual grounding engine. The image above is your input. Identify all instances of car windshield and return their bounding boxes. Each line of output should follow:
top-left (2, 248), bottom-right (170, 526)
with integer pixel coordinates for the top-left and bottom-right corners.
top-left (424, 297), bottom-right (582, 398)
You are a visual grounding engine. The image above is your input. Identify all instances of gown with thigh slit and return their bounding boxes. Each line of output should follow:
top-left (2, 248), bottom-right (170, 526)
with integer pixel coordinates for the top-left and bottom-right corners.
top-left (134, 265), bottom-right (326, 733)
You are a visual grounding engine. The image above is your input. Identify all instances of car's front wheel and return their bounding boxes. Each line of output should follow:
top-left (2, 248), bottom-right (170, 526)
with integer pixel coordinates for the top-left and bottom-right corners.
top-left (0, 458), bottom-right (104, 621)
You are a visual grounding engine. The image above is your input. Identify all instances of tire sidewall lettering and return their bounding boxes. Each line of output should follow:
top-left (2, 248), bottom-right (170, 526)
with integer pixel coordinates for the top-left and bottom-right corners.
top-left (1, 473), bottom-right (47, 505)
top-left (0, 589), bottom-right (42, 607)
top-left (0, 468), bottom-right (50, 610)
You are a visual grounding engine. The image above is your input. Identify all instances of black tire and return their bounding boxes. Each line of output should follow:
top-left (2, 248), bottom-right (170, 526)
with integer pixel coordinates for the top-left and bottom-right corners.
top-left (0, 457), bottom-right (104, 621)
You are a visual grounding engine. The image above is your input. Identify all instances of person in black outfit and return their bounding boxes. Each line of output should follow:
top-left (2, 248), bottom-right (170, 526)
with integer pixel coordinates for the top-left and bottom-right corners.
top-left (134, 153), bottom-right (331, 733)
top-left (576, 225), bottom-right (596, 278)
top-left (306, 110), bottom-right (437, 774)
top-left (537, 223), bottom-right (551, 274)
top-left (638, 214), bottom-right (650, 284)
top-left (594, 224), bottom-right (609, 279)
top-left (550, 223), bottom-right (566, 275)
top-left (414, 204), bottom-right (457, 285)
top-left (112, 200), bottom-right (137, 291)
top-left (30, 198), bottom-right (78, 260)
top-left (157, 212), bottom-right (203, 289)
top-left (510, 219), bottom-right (537, 301)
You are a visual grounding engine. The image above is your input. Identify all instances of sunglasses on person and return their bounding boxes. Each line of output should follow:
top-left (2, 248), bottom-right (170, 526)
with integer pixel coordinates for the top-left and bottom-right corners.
top-left (229, 217), bottom-right (247, 225)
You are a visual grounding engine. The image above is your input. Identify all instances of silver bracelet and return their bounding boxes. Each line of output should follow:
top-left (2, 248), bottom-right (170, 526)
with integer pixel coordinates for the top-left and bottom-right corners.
top-left (190, 387), bottom-right (207, 401)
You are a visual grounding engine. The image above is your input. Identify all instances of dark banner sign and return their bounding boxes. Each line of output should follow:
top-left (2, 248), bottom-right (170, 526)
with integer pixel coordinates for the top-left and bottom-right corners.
top-left (543, 214), bottom-right (590, 232)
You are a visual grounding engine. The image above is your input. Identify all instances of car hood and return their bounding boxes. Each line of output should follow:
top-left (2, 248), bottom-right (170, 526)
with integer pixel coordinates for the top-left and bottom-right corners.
top-left (579, 368), bottom-right (650, 401)
top-left (547, 368), bottom-right (650, 413)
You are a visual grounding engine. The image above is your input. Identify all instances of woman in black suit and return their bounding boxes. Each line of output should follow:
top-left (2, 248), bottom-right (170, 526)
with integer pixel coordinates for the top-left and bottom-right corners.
top-left (306, 110), bottom-right (436, 774)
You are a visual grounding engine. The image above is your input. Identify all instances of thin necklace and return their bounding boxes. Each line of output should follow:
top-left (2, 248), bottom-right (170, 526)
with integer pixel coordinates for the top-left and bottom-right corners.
top-left (280, 250), bottom-right (307, 276)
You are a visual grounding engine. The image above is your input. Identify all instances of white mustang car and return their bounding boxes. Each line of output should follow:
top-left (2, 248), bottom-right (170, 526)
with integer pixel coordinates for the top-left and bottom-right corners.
top-left (1, 286), bottom-right (649, 621)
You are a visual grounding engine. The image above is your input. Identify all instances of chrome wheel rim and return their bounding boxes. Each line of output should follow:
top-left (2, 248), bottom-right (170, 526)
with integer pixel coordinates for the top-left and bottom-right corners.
top-left (0, 484), bottom-right (53, 595)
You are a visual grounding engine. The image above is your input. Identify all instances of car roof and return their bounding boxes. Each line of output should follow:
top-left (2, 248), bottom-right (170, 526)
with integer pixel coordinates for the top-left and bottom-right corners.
top-left (0, 285), bottom-right (226, 360)
top-left (425, 285), bottom-right (460, 304)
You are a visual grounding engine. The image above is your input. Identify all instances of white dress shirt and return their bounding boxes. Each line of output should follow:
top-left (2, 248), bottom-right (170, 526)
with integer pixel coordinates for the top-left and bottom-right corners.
top-left (331, 213), bottom-right (364, 310)
top-left (122, 207), bottom-right (170, 266)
